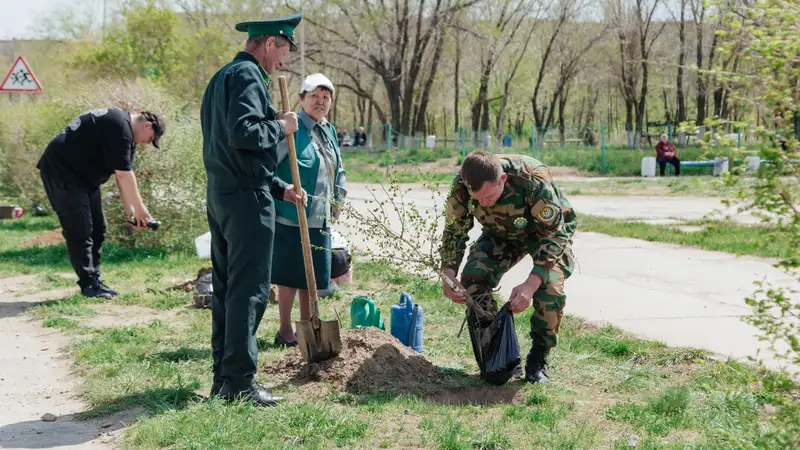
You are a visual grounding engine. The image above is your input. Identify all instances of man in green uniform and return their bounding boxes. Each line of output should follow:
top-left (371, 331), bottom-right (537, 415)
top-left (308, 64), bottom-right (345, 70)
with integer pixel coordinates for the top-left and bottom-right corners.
top-left (200, 12), bottom-right (306, 406)
top-left (439, 151), bottom-right (577, 384)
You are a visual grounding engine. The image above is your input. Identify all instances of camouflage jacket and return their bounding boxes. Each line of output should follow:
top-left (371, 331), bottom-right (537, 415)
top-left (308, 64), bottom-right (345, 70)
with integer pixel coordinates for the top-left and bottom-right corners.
top-left (439, 154), bottom-right (577, 282)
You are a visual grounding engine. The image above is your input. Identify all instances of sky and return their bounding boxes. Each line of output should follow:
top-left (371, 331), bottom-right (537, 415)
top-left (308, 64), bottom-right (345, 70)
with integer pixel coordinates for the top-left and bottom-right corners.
top-left (0, 0), bottom-right (104, 40)
top-left (0, 0), bottom-right (678, 40)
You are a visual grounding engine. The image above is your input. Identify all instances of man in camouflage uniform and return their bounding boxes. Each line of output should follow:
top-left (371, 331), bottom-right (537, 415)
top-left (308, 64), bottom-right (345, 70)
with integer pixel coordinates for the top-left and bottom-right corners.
top-left (439, 151), bottom-right (577, 383)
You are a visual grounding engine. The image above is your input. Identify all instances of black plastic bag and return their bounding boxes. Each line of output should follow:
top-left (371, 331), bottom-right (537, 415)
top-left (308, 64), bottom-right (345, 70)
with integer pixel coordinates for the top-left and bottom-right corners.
top-left (467, 304), bottom-right (521, 386)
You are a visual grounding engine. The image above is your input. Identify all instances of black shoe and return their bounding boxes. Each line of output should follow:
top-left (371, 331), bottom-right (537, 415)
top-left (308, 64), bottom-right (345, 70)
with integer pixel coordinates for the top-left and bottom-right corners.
top-left (525, 345), bottom-right (551, 384)
top-left (81, 283), bottom-right (112, 299)
top-left (98, 280), bottom-right (118, 296)
top-left (210, 381), bottom-right (223, 397)
top-left (218, 380), bottom-right (284, 407)
top-left (274, 331), bottom-right (298, 348)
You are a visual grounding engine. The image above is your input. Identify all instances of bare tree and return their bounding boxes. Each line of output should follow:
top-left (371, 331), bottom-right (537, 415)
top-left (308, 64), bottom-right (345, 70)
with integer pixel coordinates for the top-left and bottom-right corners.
top-left (557, 79), bottom-right (572, 144)
top-left (531, 0), bottom-right (607, 142)
top-left (690, 0), bottom-right (726, 127)
top-left (494, 2), bottom-right (546, 141)
top-left (466, 0), bottom-right (541, 139)
top-left (608, 0), bottom-right (667, 146)
top-left (584, 85), bottom-right (600, 126)
top-left (676, 0), bottom-right (688, 124)
top-left (454, 27), bottom-right (462, 133)
top-left (296, 0), bottom-right (479, 137)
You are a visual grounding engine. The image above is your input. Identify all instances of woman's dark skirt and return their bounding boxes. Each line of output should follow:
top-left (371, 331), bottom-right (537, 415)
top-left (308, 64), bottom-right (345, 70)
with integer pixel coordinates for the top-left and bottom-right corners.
top-left (271, 222), bottom-right (331, 290)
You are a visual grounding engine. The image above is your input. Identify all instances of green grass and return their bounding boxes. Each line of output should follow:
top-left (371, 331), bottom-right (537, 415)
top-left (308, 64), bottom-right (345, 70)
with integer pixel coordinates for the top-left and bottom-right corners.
top-left (343, 147), bottom-right (459, 184)
top-left (342, 145), bottom-right (728, 183)
top-left (1, 208), bottom-right (796, 448)
top-left (532, 145), bottom-right (728, 177)
top-left (0, 215), bottom-right (60, 251)
top-left (126, 401), bottom-right (370, 448)
top-left (578, 214), bottom-right (794, 259)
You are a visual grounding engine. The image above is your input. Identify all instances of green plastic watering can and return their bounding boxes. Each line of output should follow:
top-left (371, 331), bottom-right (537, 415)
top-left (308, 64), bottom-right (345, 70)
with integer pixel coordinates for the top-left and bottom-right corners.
top-left (350, 296), bottom-right (385, 330)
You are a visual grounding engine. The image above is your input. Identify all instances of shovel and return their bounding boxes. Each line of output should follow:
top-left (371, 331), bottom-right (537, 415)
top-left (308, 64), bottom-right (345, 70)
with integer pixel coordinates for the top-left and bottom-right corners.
top-left (278, 76), bottom-right (342, 363)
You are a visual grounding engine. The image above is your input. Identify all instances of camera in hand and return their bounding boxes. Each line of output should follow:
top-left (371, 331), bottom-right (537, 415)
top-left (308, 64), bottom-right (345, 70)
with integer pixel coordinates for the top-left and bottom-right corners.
top-left (128, 219), bottom-right (161, 230)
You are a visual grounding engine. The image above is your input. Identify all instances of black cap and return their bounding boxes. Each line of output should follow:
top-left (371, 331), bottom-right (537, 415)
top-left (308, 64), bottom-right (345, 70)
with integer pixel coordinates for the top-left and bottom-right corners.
top-left (141, 110), bottom-right (165, 148)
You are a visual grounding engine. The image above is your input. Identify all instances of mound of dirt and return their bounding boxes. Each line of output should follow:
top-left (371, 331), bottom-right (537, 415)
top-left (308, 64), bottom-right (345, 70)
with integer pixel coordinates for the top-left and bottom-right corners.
top-left (20, 229), bottom-right (64, 247)
top-left (263, 327), bottom-right (453, 395)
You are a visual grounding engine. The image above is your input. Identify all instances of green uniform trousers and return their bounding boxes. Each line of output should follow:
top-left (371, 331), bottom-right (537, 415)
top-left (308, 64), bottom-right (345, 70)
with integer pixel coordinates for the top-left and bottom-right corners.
top-left (208, 187), bottom-right (275, 384)
top-left (461, 232), bottom-right (574, 349)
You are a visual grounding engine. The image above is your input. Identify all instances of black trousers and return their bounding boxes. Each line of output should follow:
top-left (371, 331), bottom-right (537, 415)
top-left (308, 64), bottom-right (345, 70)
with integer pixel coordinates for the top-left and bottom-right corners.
top-left (207, 188), bottom-right (275, 386)
top-left (658, 157), bottom-right (681, 176)
top-left (39, 171), bottom-right (107, 288)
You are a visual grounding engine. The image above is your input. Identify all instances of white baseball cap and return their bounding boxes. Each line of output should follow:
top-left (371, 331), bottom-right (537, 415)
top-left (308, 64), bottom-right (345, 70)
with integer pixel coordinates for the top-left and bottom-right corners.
top-left (300, 73), bottom-right (335, 95)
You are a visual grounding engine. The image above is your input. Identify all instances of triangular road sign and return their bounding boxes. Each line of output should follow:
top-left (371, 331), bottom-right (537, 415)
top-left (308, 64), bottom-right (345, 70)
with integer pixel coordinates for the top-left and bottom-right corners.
top-left (0, 56), bottom-right (42, 92)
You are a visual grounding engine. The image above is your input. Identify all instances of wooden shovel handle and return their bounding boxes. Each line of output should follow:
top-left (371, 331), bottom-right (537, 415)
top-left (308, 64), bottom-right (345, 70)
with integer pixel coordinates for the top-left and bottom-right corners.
top-left (278, 76), bottom-right (319, 317)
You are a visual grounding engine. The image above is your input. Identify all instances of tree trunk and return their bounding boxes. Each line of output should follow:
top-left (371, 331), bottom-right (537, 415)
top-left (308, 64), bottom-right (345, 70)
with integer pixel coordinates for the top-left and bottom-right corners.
top-left (412, 103), bottom-right (419, 137)
top-left (356, 96), bottom-right (366, 127)
top-left (352, 97), bottom-right (358, 131)
top-left (497, 82), bottom-right (511, 141)
top-left (384, 78), bottom-right (402, 134)
top-left (558, 86), bottom-right (569, 146)
top-left (480, 93), bottom-right (491, 134)
top-left (413, 28), bottom-right (446, 135)
top-left (576, 94), bottom-right (586, 130)
top-left (367, 101), bottom-right (374, 145)
top-left (586, 88), bottom-right (599, 126)
top-left (636, 38), bottom-right (650, 147)
top-left (695, 13), bottom-right (707, 126)
top-left (677, 0), bottom-right (687, 124)
top-left (454, 29), bottom-right (461, 134)
top-left (471, 71), bottom-right (488, 135)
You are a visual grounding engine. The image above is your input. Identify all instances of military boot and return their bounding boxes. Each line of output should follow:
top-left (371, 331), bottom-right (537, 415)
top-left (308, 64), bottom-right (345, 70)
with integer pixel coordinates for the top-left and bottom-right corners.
top-left (524, 344), bottom-right (550, 384)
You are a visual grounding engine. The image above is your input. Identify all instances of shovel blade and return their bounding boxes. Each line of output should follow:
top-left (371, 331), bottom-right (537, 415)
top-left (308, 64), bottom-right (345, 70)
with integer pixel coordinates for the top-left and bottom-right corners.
top-left (295, 317), bottom-right (342, 363)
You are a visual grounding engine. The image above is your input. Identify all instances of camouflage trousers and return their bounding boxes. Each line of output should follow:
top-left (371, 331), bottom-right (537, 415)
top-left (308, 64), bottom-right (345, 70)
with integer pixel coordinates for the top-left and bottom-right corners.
top-left (461, 232), bottom-right (575, 349)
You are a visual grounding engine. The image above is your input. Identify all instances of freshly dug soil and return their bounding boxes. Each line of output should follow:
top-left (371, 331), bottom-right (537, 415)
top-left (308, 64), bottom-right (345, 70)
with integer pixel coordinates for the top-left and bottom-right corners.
top-left (263, 327), bottom-right (455, 395)
top-left (20, 229), bottom-right (64, 247)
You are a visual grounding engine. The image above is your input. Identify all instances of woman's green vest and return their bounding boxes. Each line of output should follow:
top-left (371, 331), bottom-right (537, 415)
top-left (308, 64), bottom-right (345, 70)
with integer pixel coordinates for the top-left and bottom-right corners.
top-left (274, 118), bottom-right (338, 223)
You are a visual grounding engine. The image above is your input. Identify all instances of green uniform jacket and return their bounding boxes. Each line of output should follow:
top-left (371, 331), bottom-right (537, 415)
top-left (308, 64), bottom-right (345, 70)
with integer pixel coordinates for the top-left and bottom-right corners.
top-left (440, 155), bottom-right (578, 283)
top-left (200, 51), bottom-right (288, 196)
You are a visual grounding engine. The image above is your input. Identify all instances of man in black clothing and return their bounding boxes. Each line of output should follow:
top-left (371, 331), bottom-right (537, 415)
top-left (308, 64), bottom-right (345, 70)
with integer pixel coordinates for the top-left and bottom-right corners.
top-left (354, 126), bottom-right (367, 146)
top-left (37, 108), bottom-right (165, 298)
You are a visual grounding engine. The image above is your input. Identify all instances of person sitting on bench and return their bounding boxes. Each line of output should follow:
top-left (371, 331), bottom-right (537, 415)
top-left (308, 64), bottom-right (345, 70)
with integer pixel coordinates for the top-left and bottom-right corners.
top-left (655, 134), bottom-right (680, 176)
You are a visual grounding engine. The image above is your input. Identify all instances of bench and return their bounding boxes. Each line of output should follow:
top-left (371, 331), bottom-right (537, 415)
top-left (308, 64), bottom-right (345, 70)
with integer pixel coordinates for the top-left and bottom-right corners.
top-left (745, 156), bottom-right (800, 171)
top-left (641, 156), bottom-right (728, 177)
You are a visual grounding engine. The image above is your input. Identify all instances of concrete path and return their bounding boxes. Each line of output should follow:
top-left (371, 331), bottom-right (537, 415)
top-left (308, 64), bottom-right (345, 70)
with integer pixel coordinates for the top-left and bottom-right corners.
top-left (0, 277), bottom-right (127, 449)
top-left (340, 183), bottom-right (798, 372)
top-left (568, 195), bottom-right (760, 224)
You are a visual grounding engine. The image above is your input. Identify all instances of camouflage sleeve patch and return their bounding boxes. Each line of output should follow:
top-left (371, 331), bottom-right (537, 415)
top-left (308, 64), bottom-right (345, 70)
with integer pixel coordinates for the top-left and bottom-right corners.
top-left (525, 181), bottom-right (573, 281)
top-left (529, 198), bottom-right (563, 234)
top-left (439, 174), bottom-right (474, 272)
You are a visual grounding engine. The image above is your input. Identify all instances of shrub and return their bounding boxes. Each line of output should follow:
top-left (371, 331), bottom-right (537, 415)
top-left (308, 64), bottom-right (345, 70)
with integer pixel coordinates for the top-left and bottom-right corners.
top-left (0, 79), bottom-right (207, 252)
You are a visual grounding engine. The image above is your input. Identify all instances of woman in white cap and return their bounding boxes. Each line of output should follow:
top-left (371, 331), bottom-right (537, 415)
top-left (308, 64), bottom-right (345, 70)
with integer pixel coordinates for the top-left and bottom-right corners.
top-left (270, 73), bottom-right (347, 347)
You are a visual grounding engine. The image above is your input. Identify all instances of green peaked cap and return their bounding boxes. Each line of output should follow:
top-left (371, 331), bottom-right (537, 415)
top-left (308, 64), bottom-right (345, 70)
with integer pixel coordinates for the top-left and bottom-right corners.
top-left (235, 12), bottom-right (303, 51)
